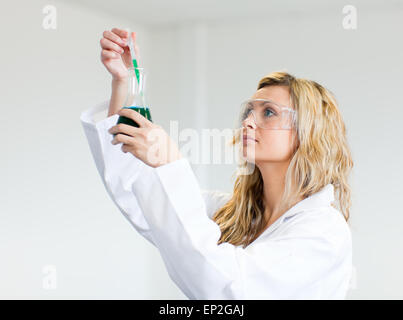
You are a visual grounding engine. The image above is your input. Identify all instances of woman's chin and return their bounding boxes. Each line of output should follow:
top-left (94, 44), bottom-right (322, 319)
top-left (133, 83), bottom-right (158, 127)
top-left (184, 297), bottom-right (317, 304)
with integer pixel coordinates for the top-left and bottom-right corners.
top-left (242, 150), bottom-right (256, 163)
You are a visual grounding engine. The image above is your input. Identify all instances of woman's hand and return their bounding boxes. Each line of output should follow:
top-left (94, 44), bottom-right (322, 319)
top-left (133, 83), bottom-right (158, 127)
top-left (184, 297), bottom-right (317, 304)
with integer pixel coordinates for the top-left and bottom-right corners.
top-left (100, 28), bottom-right (141, 81)
top-left (108, 108), bottom-right (183, 168)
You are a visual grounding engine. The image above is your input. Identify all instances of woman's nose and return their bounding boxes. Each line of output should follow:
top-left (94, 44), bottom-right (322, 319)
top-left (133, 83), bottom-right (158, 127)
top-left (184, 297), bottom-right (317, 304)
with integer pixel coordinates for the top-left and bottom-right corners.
top-left (242, 114), bottom-right (257, 129)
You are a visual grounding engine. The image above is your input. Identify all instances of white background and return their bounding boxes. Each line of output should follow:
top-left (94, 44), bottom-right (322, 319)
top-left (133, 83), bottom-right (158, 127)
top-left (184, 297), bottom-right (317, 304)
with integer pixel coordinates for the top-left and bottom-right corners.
top-left (0, 0), bottom-right (402, 299)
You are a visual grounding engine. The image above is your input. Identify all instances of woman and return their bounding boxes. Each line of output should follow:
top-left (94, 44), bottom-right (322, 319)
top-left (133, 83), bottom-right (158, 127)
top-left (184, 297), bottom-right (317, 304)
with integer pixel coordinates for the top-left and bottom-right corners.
top-left (80, 28), bottom-right (353, 299)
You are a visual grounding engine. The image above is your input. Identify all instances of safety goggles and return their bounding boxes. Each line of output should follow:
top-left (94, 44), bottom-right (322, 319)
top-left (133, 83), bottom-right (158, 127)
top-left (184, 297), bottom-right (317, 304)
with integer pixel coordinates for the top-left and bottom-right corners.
top-left (239, 98), bottom-right (296, 130)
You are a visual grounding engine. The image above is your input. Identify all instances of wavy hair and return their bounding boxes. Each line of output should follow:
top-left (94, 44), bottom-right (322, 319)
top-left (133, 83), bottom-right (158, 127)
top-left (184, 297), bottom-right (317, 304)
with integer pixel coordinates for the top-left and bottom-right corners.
top-left (212, 71), bottom-right (354, 248)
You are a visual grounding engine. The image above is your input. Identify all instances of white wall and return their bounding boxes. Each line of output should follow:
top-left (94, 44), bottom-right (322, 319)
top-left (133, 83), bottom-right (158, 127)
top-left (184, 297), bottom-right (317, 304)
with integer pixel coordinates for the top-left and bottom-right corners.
top-left (1, 0), bottom-right (402, 299)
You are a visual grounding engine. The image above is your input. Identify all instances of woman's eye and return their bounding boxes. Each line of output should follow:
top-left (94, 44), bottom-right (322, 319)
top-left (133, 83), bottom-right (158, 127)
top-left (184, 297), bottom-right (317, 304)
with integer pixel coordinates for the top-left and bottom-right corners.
top-left (264, 108), bottom-right (275, 117)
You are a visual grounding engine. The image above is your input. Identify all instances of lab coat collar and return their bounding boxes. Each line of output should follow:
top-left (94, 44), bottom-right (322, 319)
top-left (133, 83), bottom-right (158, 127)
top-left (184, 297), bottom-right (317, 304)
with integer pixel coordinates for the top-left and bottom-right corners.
top-left (286, 183), bottom-right (335, 216)
top-left (260, 183), bottom-right (335, 238)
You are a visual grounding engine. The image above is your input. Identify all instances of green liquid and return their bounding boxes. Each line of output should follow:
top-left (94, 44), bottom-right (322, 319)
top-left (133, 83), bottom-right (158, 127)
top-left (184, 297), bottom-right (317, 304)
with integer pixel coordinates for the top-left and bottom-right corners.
top-left (116, 106), bottom-right (152, 135)
top-left (132, 59), bottom-right (140, 84)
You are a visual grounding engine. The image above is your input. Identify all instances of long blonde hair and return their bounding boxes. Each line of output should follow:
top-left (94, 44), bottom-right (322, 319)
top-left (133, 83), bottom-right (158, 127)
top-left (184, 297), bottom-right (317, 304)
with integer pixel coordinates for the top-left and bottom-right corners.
top-left (212, 71), bottom-right (354, 248)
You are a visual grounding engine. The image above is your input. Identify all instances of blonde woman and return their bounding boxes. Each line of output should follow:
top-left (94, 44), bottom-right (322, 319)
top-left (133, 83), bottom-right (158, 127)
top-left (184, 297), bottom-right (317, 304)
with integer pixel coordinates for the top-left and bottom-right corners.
top-left (81, 28), bottom-right (353, 299)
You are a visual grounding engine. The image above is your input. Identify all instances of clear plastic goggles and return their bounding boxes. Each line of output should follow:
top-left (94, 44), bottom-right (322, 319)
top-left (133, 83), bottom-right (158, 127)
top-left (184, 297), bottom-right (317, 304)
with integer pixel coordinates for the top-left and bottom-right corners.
top-left (239, 98), bottom-right (296, 130)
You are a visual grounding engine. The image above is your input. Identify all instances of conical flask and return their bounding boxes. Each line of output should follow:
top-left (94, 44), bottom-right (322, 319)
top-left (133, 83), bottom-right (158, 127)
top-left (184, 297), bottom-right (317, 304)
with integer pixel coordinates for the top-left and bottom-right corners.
top-left (117, 66), bottom-right (152, 128)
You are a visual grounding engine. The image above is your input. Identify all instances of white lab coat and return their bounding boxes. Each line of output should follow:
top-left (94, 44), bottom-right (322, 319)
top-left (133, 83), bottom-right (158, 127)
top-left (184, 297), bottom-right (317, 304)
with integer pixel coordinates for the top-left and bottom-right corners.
top-left (80, 100), bottom-right (353, 300)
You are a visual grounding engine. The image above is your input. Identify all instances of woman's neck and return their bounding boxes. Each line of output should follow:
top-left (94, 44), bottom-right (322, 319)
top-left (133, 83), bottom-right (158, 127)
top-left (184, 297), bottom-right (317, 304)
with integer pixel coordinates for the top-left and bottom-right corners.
top-left (257, 159), bottom-right (301, 228)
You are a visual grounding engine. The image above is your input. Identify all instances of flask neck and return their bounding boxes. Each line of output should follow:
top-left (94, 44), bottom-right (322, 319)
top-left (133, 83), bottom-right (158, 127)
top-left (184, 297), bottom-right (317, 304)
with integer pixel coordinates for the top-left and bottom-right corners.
top-left (124, 67), bottom-right (147, 107)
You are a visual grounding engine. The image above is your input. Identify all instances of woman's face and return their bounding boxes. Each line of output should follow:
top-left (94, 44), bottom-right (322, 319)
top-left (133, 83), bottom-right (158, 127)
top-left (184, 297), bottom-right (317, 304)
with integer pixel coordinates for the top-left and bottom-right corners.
top-left (241, 85), bottom-right (298, 165)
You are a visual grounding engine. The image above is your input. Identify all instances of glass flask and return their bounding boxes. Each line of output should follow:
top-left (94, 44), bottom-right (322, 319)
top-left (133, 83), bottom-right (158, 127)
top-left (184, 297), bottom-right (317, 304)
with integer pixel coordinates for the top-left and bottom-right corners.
top-left (116, 66), bottom-right (152, 128)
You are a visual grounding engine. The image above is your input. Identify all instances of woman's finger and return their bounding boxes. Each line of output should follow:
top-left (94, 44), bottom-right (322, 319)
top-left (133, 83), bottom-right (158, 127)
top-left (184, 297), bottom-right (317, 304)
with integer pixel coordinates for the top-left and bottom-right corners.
top-left (121, 144), bottom-right (130, 153)
top-left (117, 108), bottom-right (152, 128)
top-left (103, 30), bottom-right (126, 47)
top-left (100, 38), bottom-right (124, 55)
top-left (111, 28), bottom-right (129, 40)
top-left (112, 133), bottom-right (135, 145)
top-left (101, 49), bottom-right (118, 60)
top-left (109, 123), bottom-right (142, 137)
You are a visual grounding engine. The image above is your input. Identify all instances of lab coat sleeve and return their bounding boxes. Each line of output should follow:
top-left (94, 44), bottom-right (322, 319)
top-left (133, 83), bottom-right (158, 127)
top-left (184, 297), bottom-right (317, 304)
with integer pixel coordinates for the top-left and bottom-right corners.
top-left (80, 100), bottom-right (156, 246)
top-left (79, 101), bottom-right (228, 248)
top-left (132, 157), bottom-right (343, 299)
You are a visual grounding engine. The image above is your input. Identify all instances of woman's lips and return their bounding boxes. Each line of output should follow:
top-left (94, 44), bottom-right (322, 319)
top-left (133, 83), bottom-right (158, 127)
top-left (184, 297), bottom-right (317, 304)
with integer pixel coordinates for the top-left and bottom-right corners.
top-left (243, 135), bottom-right (258, 143)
